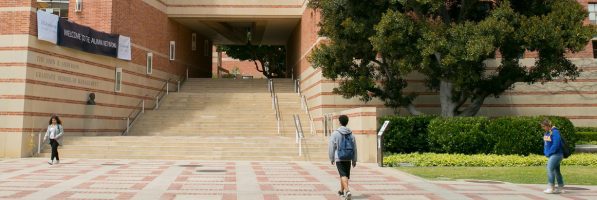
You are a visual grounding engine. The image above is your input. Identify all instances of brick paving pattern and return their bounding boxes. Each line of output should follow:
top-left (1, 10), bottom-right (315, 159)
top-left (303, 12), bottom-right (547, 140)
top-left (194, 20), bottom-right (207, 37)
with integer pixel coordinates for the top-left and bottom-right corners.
top-left (0, 159), bottom-right (595, 200)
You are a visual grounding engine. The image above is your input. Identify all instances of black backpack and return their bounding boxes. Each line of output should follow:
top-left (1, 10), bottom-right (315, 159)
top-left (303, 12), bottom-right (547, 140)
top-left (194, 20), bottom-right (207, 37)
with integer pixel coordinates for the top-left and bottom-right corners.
top-left (561, 135), bottom-right (571, 159)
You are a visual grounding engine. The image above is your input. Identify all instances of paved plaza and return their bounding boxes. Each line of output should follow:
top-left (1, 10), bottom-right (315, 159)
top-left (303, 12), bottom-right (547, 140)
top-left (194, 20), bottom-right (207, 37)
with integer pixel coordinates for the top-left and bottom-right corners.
top-left (0, 159), bottom-right (595, 200)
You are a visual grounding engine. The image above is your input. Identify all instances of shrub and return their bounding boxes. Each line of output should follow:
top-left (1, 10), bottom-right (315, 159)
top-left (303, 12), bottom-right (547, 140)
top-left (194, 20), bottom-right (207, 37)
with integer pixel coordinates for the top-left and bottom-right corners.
top-left (383, 153), bottom-right (597, 167)
top-left (577, 132), bottom-right (597, 142)
top-left (378, 115), bottom-right (436, 153)
top-left (428, 117), bottom-right (493, 154)
top-left (576, 127), bottom-right (597, 132)
top-left (488, 116), bottom-right (544, 155)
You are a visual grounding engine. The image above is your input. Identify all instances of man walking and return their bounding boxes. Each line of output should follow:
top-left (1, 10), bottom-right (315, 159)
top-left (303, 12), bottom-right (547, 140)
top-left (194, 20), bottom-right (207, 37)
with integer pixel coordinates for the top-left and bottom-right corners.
top-left (329, 115), bottom-right (357, 200)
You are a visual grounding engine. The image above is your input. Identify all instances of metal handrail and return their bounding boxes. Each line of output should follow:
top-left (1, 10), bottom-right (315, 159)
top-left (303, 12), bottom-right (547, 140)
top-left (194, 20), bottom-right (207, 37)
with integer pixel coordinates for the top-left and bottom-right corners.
top-left (323, 113), bottom-right (335, 137)
top-left (293, 114), bottom-right (305, 156)
top-left (122, 68), bottom-right (189, 136)
top-left (301, 95), bottom-right (315, 135)
top-left (35, 129), bottom-right (47, 156)
top-left (122, 99), bottom-right (145, 136)
top-left (154, 78), bottom-right (172, 110)
top-left (269, 79), bottom-right (281, 135)
top-left (293, 79), bottom-right (314, 135)
top-left (295, 79), bottom-right (301, 95)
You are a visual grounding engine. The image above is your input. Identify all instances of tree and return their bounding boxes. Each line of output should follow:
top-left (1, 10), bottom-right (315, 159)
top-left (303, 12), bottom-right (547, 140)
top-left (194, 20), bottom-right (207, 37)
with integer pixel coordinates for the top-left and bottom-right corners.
top-left (218, 45), bottom-right (287, 78)
top-left (308, 0), bottom-right (596, 116)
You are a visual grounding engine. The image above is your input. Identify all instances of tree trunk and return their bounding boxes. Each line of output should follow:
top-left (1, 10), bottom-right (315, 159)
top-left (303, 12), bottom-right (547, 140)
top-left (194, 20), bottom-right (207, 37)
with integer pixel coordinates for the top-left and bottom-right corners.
top-left (458, 95), bottom-right (486, 116)
top-left (439, 80), bottom-right (457, 117)
top-left (406, 104), bottom-right (423, 116)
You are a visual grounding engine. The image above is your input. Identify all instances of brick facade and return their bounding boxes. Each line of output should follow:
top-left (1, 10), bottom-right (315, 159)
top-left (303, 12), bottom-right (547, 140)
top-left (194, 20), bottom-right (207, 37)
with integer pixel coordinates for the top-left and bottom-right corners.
top-left (67, 0), bottom-right (112, 33)
top-left (111, 0), bottom-right (211, 77)
top-left (212, 49), bottom-right (267, 78)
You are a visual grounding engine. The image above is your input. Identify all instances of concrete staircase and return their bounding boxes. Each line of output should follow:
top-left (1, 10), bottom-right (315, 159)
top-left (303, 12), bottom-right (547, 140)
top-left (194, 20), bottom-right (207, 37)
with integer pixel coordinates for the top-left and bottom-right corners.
top-left (39, 78), bottom-right (328, 161)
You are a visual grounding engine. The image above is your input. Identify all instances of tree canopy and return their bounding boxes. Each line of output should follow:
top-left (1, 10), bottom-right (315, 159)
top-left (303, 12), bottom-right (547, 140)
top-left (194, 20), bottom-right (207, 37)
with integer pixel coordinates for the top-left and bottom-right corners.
top-left (218, 45), bottom-right (287, 78)
top-left (308, 0), bottom-right (597, 116)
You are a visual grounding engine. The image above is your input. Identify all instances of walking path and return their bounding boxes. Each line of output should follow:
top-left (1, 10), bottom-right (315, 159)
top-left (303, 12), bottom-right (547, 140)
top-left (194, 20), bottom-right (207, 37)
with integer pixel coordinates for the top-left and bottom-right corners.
top-left (0, 158), bottom-right (595, 200)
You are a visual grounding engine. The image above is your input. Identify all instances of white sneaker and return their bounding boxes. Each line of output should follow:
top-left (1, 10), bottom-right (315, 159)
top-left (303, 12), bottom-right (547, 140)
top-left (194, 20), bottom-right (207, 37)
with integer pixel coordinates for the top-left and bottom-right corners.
top-left (47, 160), bottom-right (53, 165)
top-left (556, 187), bottom-right (565, 194)
top-left (54, 160), bottom-right (59, 164)
top-left (544, 188), bottom-right (559, 194)
top-left (344, 191), bottom-right (351, 200)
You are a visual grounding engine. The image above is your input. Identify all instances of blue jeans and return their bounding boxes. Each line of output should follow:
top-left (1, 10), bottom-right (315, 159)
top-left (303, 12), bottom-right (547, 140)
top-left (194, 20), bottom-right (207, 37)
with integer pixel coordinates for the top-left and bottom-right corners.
top-left (547, 153), bottom-right (564, 187)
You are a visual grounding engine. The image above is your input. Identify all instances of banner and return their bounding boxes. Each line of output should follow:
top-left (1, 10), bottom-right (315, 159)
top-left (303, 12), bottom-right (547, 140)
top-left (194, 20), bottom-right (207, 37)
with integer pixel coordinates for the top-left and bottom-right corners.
top-left (57, 19), bottom-right (119, 57)
top-left (37, 10), bottom-right (59, 44)
top-left (117, 35), bottom-right (131, 61)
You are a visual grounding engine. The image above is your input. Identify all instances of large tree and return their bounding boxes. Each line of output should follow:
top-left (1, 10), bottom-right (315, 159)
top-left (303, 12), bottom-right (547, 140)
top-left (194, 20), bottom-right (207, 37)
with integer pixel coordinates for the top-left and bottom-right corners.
top-left (308, 0), bottom-right (596, 116)
top-left (218, 45), bottom-right (286, 78)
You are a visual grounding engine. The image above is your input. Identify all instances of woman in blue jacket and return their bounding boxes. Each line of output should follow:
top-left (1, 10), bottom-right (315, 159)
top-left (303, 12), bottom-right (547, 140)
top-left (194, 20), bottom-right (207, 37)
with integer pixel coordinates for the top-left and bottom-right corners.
top-left (541, 119), bottom-right (564, 194)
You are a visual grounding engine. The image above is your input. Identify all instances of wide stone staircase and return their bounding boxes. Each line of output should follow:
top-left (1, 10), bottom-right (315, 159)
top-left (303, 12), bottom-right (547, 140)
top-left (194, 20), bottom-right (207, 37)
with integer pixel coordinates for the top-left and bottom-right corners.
top-left (39, 78), bottom-right (327, 161)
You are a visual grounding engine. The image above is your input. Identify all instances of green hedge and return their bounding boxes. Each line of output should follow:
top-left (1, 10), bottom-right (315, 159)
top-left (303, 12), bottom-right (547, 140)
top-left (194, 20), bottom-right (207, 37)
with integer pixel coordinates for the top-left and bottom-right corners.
top-left (576, 127), bottom-right (597, 132)
top-left (428, 117), bottom-right (493, 154)
top-left (488, 116), bottom-right (543, 155)
top-left (379, 115), bottom-right (436, 153)
top-left (384, 153), bottom-right (597, 167)
top-left (487, 116), bottom-right (576, 155)
top-left (381, 115), bottom-right (576, 155)
top-left (577, 132), bottom-right (597, 142)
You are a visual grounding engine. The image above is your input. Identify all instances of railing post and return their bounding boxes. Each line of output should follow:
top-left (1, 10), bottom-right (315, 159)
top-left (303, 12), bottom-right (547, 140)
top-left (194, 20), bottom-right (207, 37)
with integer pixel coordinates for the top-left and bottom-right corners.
top-left (126, 117), bottom-right (130, 135)
top-left (177, 81), bottom-right (180, 92)
top-left (141, 100), bottom-right (145, 113)
top-left (296, 80), bottom-right (300, 96)
top-left (299, 137), bottom-right (302, 156)
top-left (166, 81), bottom-right (169, 95)
top-left (277, 119), bottom-right (281, 136)
top-left (186, 68), bottom-right (189, 80)
top-left (37, 132), bottom-right (42, 154)
top-left (155, 96), bottom-right (159, 110)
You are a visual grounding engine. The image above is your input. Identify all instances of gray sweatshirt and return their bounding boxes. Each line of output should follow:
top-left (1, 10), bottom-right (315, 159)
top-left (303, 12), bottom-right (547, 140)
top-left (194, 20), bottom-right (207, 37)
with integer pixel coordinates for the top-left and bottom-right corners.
top-left (328, 126), bottom-right (357, 163)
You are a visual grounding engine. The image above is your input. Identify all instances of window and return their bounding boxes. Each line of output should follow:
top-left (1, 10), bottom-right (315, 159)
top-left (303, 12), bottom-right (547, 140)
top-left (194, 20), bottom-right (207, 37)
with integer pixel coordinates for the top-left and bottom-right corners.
top-left (115, 67), bottom-right (122, 92)
top-left (169, 41), bottom-right (175, 61)
top-left (593, 40), bottom-right (597, 59)
top-left (191, 33), bottom-right (197, 51)
top-left (75, 0), bottom-right (82, 12)
top-left (590, 3), bottom-right (597, 24)
top-left (146, 52), bottom-right (153, 74)
top-left (37, 0), bottom-right (69, 19)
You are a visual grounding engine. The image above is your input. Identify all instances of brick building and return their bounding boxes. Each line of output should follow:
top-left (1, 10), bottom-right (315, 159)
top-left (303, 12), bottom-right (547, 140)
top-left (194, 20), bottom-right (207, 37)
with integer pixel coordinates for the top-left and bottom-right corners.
top-left (0, 0), bottom-right (595, 158)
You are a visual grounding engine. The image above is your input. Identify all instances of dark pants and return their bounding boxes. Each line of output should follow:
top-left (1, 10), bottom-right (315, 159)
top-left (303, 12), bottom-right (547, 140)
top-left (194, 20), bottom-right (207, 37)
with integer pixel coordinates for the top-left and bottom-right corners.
top-left (336, 161), bottom-right (351, 179)
top-left (50, 139), bottom-right (59, 161)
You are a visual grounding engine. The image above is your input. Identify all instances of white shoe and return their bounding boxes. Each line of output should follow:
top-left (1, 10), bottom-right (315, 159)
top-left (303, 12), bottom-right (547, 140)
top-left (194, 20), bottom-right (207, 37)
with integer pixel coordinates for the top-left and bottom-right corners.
top-left (556, 187), bottom-right (565, 194)
top-left (544, 188), bottom-right (558, 194)
top-left (47, 160), bottom-right (53, 165)
top-left (344, 191), bottom-right (351, 200)
top-left (54, 160), bottom-right (59, 164)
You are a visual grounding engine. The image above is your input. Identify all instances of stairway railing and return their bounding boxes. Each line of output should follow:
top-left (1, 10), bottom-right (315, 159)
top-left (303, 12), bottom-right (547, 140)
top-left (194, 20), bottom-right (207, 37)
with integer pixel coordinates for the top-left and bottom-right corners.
top-left (34, 129), bottom-right (47, 156)
top-left (269, 79), bottom-right (281, 135)
top-left (295, 79), bottom-right (315, 135)
top-left (293, 114), bottom-right (305, 156)
top-left (122, 68), bottom-right (188, 136)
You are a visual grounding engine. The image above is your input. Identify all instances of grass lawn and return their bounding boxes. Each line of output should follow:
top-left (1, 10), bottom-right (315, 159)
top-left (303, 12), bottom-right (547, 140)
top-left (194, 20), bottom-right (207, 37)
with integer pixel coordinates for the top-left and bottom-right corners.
top-left (397, 166), bottom-right (597, 185)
